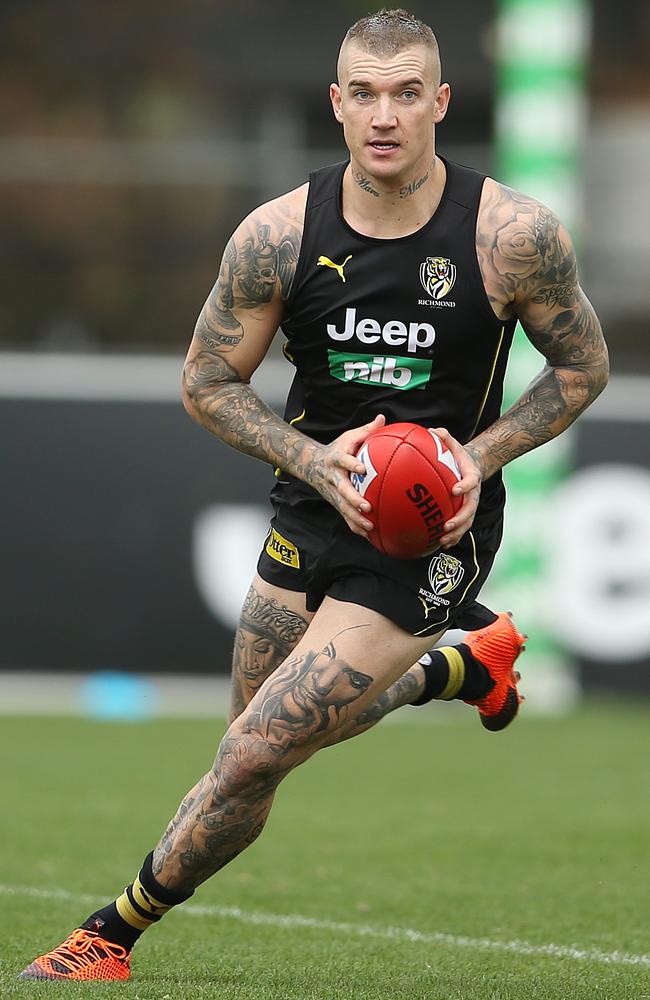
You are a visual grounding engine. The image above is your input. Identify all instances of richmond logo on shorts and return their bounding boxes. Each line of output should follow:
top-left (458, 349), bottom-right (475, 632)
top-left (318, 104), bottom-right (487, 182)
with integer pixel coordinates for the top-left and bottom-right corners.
top-left (418, 256), bottom-right (457, 308)
top-left (429, 553), bottom-right (464, 596)
top-left (418, 553), bottom-right (465, 615)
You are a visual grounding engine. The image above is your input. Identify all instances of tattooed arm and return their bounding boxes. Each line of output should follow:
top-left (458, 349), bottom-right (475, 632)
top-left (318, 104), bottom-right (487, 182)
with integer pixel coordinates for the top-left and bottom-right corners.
top-left (469, 182), bottom-right (609, 481)
top-left (181, 187), bottom-right (380, 535)
top-left (438, 181), bottom-right (609, 547)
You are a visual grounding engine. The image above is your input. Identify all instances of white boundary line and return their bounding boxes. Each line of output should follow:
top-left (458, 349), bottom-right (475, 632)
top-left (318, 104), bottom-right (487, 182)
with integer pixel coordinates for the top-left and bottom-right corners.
top-left (2, 883), bottom-right (649, 969)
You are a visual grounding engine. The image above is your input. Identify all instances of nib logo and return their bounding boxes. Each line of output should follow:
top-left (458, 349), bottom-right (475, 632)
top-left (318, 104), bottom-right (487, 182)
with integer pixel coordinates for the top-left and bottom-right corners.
top-left (328, 350), bottom-right (432, 390)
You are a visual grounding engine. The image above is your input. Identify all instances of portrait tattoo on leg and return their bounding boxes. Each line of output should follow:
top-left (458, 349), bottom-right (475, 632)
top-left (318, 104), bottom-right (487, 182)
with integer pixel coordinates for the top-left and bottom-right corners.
top-left (244, 629), bottom-right (374, 754)
top-left (232, 586), bottom-right (310, 707)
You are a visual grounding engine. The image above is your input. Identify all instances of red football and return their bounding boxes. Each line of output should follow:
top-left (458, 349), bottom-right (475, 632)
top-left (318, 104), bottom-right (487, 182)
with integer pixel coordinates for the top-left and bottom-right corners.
top-left (351, 422), bottom-right (463, 559)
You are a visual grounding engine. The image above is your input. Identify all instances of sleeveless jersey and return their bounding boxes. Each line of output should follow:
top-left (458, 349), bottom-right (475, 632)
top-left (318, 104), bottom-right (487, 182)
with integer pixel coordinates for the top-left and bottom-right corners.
top-left (277, 158), bottom-right (517, 527)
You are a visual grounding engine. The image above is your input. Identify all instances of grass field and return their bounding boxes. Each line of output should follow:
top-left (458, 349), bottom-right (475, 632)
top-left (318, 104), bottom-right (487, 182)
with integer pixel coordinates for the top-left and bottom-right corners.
top-left (1, 700), bottom-right (649, 999)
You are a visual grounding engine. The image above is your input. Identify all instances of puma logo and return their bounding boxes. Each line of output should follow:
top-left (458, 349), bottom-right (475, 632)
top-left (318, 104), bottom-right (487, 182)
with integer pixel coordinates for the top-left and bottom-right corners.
top-left (317, 254), bottom-right (352, 282)
top-left (419, 595), bottom-right (435, 619)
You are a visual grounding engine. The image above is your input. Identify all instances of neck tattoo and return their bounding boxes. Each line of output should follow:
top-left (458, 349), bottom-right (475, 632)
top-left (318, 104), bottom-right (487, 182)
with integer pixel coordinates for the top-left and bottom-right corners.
top-left (353, 170), bottom-right (380, 198)
top-left (399, 162), bottom-right (434, 200)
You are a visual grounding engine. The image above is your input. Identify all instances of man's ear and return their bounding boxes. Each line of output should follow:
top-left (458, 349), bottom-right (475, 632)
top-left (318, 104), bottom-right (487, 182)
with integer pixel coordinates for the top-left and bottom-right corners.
top-left (330, 83), bottom-right (344, 124)
top-left (433, 82), bottom-right (451, 124)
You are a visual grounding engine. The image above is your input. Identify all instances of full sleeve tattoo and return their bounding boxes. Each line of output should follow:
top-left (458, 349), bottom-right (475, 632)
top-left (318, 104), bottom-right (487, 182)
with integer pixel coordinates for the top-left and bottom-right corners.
top-left (181, 201), bottom-right (346, 505)
top-left (470, 184), bottom-right (609, 481)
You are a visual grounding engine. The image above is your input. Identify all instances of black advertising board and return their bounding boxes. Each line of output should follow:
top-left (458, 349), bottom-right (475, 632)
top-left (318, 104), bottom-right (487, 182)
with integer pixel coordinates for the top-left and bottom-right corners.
top-left (568, 415), bottom-right (650, 695)
top-left (1, 397), bottom-right (272, 673)
top-left (2, 373), bottom-right (649, 694)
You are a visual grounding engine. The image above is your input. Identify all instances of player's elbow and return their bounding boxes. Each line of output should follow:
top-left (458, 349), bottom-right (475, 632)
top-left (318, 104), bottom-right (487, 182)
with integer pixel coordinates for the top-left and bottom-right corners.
top-left (181, 355), bottom-right (243, 422)
top-left (592, 344), bottom-right (610, 399)
top-left (575, 349), bottom-right (609, 419)
top-left (180, 360), bottom-right (217, 423)
top-left (180, 364), bottom-right (201, 420)
top-left (181, 383), bottom-right (198, 421)
top-left (600, 346), bottom-right (610, 389)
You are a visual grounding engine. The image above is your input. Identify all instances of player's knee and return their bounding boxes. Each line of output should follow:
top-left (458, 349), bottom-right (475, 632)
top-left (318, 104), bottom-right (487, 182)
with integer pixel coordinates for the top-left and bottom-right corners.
top-left (210, 724), bottom-right (288, 797)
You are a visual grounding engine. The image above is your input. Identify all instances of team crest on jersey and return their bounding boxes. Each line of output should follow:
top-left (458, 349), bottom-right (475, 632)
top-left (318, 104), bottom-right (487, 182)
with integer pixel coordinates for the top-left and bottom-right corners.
top-left (419, 256), bottom-right (457, 306)
top-left (428, 553), bottom-right (465, 597)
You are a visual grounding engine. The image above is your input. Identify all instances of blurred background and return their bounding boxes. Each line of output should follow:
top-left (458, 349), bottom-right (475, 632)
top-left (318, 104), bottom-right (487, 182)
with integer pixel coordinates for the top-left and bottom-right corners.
top-left (1, 0), bottom-right (649, 717)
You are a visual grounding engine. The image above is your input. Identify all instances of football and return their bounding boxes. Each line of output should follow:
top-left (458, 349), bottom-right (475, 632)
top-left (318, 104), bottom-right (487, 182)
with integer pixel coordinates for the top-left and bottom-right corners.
top-left (351, 422), bottom-right (463, 559)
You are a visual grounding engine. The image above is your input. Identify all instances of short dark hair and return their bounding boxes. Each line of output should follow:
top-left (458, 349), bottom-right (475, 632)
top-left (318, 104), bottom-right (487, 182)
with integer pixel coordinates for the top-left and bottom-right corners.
top-left (342, 8), bottom-right (439, 62)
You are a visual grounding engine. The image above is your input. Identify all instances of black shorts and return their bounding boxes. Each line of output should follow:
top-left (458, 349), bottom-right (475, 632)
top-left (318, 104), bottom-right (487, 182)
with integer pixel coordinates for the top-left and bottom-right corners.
top-left (256, 485), bottom-right (502, 638)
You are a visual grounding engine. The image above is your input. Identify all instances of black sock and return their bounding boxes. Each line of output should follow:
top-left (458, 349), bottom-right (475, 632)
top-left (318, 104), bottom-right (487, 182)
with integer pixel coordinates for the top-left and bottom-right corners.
top-left (411, 644), bottom-right (494, 705)
top-left (81, 852), bottom-right (194, 951)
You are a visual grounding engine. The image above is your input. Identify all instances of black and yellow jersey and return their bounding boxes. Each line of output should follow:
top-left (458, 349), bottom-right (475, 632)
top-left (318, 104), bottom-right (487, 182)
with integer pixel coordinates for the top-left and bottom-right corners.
top-left (277, 158), bottom-right (517, 527)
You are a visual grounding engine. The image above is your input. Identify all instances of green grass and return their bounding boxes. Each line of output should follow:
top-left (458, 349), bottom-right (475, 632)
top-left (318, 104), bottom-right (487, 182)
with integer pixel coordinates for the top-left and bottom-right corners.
top-left (1, 701), bottom-right (649, 999)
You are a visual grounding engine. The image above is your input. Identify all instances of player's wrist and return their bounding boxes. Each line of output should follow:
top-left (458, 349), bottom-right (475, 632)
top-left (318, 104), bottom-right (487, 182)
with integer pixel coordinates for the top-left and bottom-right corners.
top-left (464, 441), bottom-right (492, 482)
top-left (288, 437), bottom-right (325, 488)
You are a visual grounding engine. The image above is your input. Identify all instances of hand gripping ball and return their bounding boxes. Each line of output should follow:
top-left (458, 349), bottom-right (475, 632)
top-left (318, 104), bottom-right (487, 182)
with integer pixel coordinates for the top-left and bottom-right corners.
top-left (351, 422), bottom-right (463, 559)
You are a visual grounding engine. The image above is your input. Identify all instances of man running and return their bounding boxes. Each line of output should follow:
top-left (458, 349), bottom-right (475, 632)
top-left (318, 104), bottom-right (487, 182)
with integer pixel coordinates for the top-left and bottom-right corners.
top-left (21, 8), bottom-right (608, 982)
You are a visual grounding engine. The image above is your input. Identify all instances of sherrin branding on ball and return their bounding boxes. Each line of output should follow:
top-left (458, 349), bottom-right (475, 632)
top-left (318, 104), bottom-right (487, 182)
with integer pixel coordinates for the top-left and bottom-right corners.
top-left (351, 422), bottom-right (463, 559)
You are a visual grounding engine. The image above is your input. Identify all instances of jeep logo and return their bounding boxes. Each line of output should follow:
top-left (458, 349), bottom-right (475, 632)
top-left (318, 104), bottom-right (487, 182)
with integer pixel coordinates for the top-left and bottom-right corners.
top-left (327, 307), bottom-right (435, 354)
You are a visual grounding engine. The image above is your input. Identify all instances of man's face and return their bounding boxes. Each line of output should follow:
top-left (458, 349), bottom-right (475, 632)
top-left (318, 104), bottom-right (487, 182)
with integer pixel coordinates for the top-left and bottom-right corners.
top-left (330, 42), bottom-right (449, 184)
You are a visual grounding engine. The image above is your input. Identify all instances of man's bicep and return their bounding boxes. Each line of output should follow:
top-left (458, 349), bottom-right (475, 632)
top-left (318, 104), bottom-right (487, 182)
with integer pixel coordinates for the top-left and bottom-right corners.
top-left (186, 218), bottom-right (290, 381)
top-left (516, 264), bottom-right (608, 375)
top-left (517, 282), bottom-right (605, 367)
top-left (499, 205), bottom-right (605, 373)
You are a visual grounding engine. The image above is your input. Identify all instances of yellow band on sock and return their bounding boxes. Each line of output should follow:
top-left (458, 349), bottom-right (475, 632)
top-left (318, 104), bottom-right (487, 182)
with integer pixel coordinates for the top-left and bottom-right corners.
top-left (115, 890), bottom-right (154, 931)
top-left (437, 647), bottom-right (466, 700)
top-left (115, 875), bottom-right (173, 931)
top-left (131, 876), bottom-right (170, 917)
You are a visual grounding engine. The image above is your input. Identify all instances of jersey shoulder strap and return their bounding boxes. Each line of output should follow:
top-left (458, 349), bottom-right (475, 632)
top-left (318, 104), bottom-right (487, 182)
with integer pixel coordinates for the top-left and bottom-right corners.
top-left (441, 158), bottom-right (488, 215)
top-left (305, 160), bottom-right (348, 213)
top-left (285, 161), bottom-right (347, 308)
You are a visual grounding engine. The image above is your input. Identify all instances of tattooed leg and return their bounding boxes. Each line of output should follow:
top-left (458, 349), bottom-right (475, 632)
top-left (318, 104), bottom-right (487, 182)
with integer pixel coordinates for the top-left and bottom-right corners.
top-left (152, 598), bottom-right (437, 893)
top-left (321, 662), bottom-right (427, 747)
top-left (230, 577), bottom-right (433, 752)
top-left (229, 576), bottom-right (312, 723)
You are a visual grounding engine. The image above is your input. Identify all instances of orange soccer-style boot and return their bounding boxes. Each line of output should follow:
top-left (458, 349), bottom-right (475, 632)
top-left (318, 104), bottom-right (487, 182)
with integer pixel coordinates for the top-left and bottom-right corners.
top-left (464, 612), bottom-right (527, 731)
top-left (20, 928), bottom-right (131, 981)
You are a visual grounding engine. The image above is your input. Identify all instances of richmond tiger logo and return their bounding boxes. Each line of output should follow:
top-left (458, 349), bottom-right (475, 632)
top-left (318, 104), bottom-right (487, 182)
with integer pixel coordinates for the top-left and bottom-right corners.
top-left (419, 256), bottom-right (457, 300)
top-left (428, 553), bottom-right (465, 597)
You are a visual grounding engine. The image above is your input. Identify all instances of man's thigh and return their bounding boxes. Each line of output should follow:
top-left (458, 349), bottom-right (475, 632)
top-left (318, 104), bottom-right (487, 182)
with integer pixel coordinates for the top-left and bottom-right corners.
top-left (229, 574), bottom-right (314, 722)
top-left (233, 595), bottom-right (444, 763)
